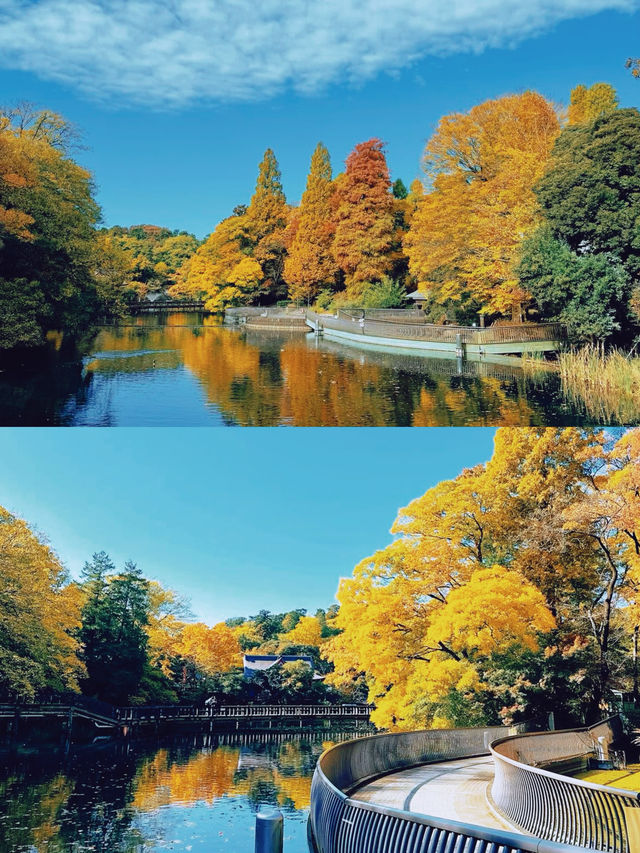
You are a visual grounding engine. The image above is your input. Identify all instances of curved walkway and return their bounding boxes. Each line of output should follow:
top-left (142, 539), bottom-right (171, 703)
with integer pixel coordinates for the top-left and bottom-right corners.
top-left (352, 755), bottom-right (514, 832)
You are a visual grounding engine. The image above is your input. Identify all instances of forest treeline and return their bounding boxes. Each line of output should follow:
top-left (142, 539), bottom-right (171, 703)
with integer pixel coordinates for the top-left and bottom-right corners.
top-left (171, 82), bottom-right (640, 346)
top-left (0, 511), bottom-right (348, 707)
top-left (323, 427), bottom-right (640, 731)
top-left (1, 82), bottom-right (639, 351)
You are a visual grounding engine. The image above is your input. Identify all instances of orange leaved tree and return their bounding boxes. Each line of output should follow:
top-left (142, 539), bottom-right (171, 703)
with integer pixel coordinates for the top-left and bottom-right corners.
top-left (284, 143), bottom-right (337, 304)
top-left (331, 138), bottom-right (395, 299)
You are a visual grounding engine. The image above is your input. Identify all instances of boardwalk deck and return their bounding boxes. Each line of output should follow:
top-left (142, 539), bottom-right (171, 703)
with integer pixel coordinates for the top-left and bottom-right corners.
top-left (306, 309), bottom-right (564, 357)
top-left (352, 755), bottom-right (513, 832)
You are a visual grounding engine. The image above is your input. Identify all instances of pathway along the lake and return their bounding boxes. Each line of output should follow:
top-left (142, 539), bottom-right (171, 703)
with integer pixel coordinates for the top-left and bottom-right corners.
top-left (352, 754), bottom-right (513, 830)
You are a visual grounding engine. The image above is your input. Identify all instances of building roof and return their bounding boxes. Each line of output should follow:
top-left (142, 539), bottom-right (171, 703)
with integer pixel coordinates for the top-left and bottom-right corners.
top-left (405, 290), bottom-right (429, 300)
top-left (243, 654), bottom-right (314, 673)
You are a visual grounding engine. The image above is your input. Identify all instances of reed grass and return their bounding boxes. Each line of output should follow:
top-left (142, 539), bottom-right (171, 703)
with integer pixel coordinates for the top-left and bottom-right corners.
top-left (557, 344), bottom-right (640, 424)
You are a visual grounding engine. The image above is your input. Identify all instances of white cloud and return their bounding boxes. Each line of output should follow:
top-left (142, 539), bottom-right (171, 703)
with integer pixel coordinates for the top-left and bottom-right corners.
top-left (0, 0), bottom-right (637, 106)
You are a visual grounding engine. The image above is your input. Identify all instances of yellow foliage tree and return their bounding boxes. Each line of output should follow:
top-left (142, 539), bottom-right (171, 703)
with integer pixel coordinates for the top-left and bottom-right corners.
top-left (284, 143), bottom-right (337, 304)
top-left (145, 581), bottom-right (190, 676)
top-left (324, 427), bottom-right (634, 729)
top-left (405, 92), bottom-right (560, 320)
top-left (171, 214), bottom-right (264, 311)
top-left (568, 83), bottom-right (618, 125)
top-left (0, 505), bottom-right (85, 700)
top-left (281, 615), bottom-right (323, 648)
top-left (177, 622), bottom-right (241, 676)
top-left (246, 148), bottom-right (289, 300)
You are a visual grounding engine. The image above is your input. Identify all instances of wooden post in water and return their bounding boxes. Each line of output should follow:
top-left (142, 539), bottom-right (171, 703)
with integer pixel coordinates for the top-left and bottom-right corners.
top-left (255, 809), bottom-right (283, 853)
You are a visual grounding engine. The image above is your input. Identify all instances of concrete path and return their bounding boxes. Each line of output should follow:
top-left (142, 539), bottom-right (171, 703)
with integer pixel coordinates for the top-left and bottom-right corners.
top-left (351, 755), bottom-right (514, 831)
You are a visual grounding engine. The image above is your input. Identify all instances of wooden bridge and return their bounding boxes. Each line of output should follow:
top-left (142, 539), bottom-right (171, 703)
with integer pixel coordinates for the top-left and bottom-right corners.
top-left (128, 301), bottom-right (206, 314)
top-left (0, 701), bottom-right (371, 739)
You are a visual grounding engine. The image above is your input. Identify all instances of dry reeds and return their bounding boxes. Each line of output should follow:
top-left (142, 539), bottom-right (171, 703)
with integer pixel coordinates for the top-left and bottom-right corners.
top-left (557, 344), bottom-right (640, 424)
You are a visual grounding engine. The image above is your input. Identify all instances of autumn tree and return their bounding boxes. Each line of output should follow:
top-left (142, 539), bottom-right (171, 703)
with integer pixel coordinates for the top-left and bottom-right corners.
top-left (246, 148), bottom-right (289, 301)
top-left (324, 428), bottom-right (640, 729)
top-left (280, 615), bottom-right (324, 649)
top-left (0, 505), bottom-right (84, 701)
top-left (284, 143), bottom-right (337, 304)
top-left (171, 212), bottom-right (263, 312)
top-left (177, 622), bottom-right (241, 676)
top-left (568, 83), bottom-right (618, 125)
top-left (0, 105), bottom-right (127, 348)
top-left (405, 92), bottom-right (560, 321)
top-left (104, 225), bottom-right (200, 298)
top-left (331, 139), bottom-right (395, 298)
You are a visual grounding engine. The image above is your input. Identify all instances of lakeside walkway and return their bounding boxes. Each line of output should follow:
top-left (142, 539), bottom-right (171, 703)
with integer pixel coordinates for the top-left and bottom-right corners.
top-left (352, 755), bottom-right (514, 831)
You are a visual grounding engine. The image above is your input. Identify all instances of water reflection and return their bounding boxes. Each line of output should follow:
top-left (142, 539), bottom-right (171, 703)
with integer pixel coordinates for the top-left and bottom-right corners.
top-left (0, 313), bottom-right (619, 426)
top-left (0, 732), bottom-right (340, 852)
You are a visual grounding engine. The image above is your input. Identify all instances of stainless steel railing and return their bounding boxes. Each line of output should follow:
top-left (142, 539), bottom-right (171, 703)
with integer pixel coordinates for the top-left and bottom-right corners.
top-left (309, 726), bottom-right (587, 853)
top-left (491, 719), bottom-right (640, 852)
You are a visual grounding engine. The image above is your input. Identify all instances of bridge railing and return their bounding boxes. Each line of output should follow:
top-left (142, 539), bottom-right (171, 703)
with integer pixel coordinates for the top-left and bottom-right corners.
top-left (307, 309), bottom-right (564, 346)
top-left (310, 726), bottom-right (586, 853)
top-left (116, 703), bottom-right (372, 721)
top-left (490, 718), bottom-right (640, 853)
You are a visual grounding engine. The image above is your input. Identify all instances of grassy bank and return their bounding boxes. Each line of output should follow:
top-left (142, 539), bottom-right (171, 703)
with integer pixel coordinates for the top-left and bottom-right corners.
top-left (557, 345), bottom-right (640, 424)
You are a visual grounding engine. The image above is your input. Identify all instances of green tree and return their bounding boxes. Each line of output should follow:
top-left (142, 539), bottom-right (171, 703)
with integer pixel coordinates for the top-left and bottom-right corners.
top-left (536, 108), bottom-right (640, 284)
top-left (392, 178), bottom-right (408, 199)
top-left (79, 554), bottom-right (152, 704)
top-left (527, 108), bottom-right (640, 341)
top-left (518, 226), bottom-right (629, 343)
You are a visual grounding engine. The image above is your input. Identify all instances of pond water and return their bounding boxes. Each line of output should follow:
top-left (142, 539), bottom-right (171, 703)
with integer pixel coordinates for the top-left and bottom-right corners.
top-left (0, 731), bottom-right (334, 853)
top-left (0, 313), bottom-right (624, 426)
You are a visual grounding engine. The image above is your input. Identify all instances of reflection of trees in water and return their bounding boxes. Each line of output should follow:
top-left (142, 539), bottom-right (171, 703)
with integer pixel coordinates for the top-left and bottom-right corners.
top-left (130, 734), bottom-right (329, 813)
top-left (0, 742), bottom-right (152, 853)
top-left (0, 733), bottom-right (355, 850)
top-left (0, 314), bottom-right (589, 425)
top-left (0, 333), bottom-right (96, 426)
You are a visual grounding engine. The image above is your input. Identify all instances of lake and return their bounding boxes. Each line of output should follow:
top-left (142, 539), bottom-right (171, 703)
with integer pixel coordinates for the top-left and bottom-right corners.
top-left (0, 731), bottom-right (334, 853)
top-left (0, 313), bottom-right (624, 426)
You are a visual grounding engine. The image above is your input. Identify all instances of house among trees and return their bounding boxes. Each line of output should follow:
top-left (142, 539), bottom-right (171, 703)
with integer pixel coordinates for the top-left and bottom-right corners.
top-left (405, 290), bottom-right (428, 310)
top-left (242, 654), bottom-right (314, 678)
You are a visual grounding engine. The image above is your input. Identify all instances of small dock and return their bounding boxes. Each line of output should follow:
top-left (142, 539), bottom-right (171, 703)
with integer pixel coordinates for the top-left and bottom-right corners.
top-left (306, 309), bottom-right (564, 357)
top-left (225, 306), bottom-right (310, 331)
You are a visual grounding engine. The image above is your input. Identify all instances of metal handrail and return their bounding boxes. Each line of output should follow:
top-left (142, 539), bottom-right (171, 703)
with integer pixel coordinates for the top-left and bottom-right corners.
top-left (306, 309), bottom-right (564, 346)
top-left (309, 726), bottom-right (587, 853)
top-left (490, 718), bottom-right (640, 852)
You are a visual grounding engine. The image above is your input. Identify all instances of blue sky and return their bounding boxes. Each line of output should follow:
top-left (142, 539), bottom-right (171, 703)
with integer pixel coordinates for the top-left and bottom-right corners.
top-left (0, 428), bottom-right (497, 624)
top-left (0, 2), bottom-right (638, 237)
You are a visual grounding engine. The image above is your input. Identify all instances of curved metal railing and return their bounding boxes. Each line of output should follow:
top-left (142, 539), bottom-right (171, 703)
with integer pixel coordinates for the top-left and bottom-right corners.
top-left (309, 726), bottom-right (586, 853)
top-left (491, 719), bottom-right (640, 853)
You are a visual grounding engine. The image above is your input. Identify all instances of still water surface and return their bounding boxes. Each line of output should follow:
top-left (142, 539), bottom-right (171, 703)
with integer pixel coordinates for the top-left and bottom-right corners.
top-left (0, 313), bottom-right (611, 426)
top-left (1, 732), bottom-right (332, 852)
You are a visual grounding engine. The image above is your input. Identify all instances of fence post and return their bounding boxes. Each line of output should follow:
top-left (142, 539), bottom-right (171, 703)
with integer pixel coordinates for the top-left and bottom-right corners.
top-left (255, 808), bottom-right (283, 853)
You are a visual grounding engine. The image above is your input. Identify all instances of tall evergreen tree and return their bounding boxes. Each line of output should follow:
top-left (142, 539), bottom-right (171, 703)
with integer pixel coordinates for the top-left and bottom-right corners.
top-left (79, 555), bottom-right (151, 704)
top-left (246, 148), bottom-right (288, 301)
top-left (284, 142), bottom-right (337, 304)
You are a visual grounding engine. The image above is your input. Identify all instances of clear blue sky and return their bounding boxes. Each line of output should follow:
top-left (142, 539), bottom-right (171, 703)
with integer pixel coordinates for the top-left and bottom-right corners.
top-left (1, 427), bottom-right (496, 624)
top-left (0, 2), bottom-right (638, 237)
